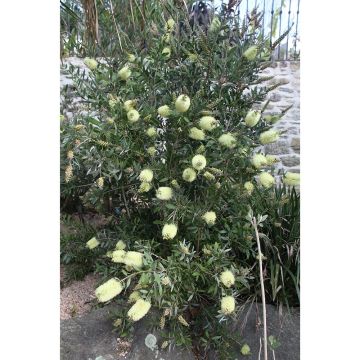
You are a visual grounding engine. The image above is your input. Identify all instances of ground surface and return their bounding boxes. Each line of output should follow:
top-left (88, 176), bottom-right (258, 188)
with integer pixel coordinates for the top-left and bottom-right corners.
top-left (61, 303), bottom-right (299, 360)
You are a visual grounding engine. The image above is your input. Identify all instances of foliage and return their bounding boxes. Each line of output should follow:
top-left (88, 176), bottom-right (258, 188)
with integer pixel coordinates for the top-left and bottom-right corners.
top-left (60, 2), bottom-right (300, 356)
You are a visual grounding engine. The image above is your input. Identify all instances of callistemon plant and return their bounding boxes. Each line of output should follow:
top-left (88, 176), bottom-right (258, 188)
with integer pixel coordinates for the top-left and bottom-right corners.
top-left (60, 6), bottom-right (297, 353)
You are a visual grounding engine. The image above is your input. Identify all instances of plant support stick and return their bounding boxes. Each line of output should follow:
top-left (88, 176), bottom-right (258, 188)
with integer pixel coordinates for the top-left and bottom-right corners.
top-left (252, 217), bottom-right (268, 360)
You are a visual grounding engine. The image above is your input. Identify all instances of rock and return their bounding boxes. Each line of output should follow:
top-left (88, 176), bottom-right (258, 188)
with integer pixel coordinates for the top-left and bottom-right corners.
top-left (269, 93), bottom-right (282, 102)
top-left (281, 155), bottom-right (300, 167)
top-left (208, 303), bottom-right (300, 360)
top-left (61, 305), bottom-right (119, 360)
top-left (291, 138), bottom-right (300, 153)
top-left (264, 141), bottom-right (290, 155)
top-left (279, 86), bottom-right (294, 93)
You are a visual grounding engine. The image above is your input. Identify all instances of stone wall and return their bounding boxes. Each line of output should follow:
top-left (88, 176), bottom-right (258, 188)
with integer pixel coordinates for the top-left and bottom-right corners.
top-left (260, 61), bottom-right (300, 174)
top-left (60, 59), bottom-right (300, 173)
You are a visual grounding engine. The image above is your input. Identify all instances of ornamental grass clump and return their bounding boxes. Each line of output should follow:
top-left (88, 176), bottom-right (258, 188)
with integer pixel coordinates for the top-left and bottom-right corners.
top-left (60, 4), bottom-right (299, 355)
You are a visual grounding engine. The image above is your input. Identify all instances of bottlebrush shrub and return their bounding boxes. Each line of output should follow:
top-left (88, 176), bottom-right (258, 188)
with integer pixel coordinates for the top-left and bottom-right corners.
top-left (60, 7), bottom-right (298, 355)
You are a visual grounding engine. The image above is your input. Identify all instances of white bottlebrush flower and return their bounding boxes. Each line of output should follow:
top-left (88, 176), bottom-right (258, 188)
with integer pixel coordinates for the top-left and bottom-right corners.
top-left (162, 223), bottom-right (178, 240)
top-left (127, 109), bottom-right (140, 123)
top-left (156, 187), bottom-right (173, 200)
top-left (112, 250), bottom-right (126, 263)
top-left (182, 168), bottom-right (197, 182)
top-left (220, 296), bottom-right (236, 315)
top-left (139, 169), bottom-right (154, 182)
top-left (127, 53), bottom-right (136, 62)
top-left (259, 172), bottom-right (275, 189)
top-left (189, 127), bottom-right (205, 140)
top-left (84, 57), bottom-right (98, 70)
top-left (127, 299), bottom-right (151, 321)
top-left (118, 66), bottom-right (131, 80)
top-left (175, 94), bottom-right (191, 113)
top-left (203, 171), bottom-right (215, 181)
top-left (123, 251), bottom-right (144, 268)
top-left (243, 45), bottom-right (258, 60)
top-left (86, 237), bottom-right (99, 249)
top-left (259, 129), bottom-right (280, 145)
top-left (191, 154), bottom-right (207, 170)
top-left (244, 181), bottom-right (255, 195)
top-left (115, 240), bottom-right (126, 250)
top-left (252, 154), bottom-right (268, 169)
top-left (196, 144), bottom-right (206, 154)
top-left (124, 100), bottom-right (136, 112)
top-left (166, 18), bottom-right (175, 31)
top-left (146, 127), bottom-right (157, 138)
top-left (266, 155), bottom-right (279, 165)
top-left (139, 182), bottom-right (152, 193)
top-left (244, 110), bottom-right (261, 127)
top-left (218, 133), bottom-right (236, 149)
top-left (199, 116), bottom-right (218, 131)
top-left (220, 270), bottom-right (235, 288)
top-left (157, 105), bottom-right (171, 117)
top-left (95, 278), bottom-right (123, 303)
top-left (162, 47), bottom-right (171, 58)
top-left (202, 211), bottom-right (216, 226)
top-left (147, 147), bottom-right (157, 156)
top-left (283, 172), bottom-right (300, 186)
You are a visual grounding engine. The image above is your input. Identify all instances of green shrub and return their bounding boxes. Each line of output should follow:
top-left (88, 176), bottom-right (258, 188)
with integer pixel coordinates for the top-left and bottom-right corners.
top-left (60, 3), bottom-right (299, 356)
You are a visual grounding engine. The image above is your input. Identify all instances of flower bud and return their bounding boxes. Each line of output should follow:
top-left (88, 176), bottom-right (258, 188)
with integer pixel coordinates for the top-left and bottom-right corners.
top-left (162, 47), bottom-right (171, 59)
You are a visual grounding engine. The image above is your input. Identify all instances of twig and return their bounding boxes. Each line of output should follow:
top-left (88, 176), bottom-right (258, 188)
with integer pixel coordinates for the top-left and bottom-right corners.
top-left (252, 217), bottom-right (268, 360)
top-left (108, 0), bottom-right (123, 51)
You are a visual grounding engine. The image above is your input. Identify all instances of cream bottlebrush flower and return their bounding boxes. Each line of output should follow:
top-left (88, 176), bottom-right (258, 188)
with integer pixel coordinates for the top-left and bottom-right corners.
top-left (84, 57), bottom-right (98, 70)
top-left (209, 16), bottom-right (221, 32)
top-left (182, 168), bottom-right (197, 182)
top-left (112, 250), bottom-right (126, 263)
top-left (118, 66), bottom-right (131, 80)
top-left (202, 211), bottom-right (216, 226)
top-left (162, 223), bottom-right (178, 240)
top-left (86, 237), bottom-right (99, 249)
top-left (96, 177), bottom-right (104, 189)
top-left (127, 53), bottom-right (136, 62)
top-left (220, 270), bottom-right (235, 288)
top-left (166, 18), bottom-right (175, 31)
top-left (95, 278), bottom-right (123, 303)
top-left (215, 182), bottom-right (221, 189)
top-left (189, 127), bottom-right (205, 140)
top-left (162, 47), bottom-right (171, 59)
top-left (139, 169), bottom-right (154, 182)
top-left (124, 99), bottom-right (136, 112)
top-left (199, 116), bottom-right (218, 131)
top-left (157, 105), bottom-right (171, 117)
top-left (156, 187), bottom-right (173, 200)
top-left (128, 291), bottom-right (141, 303)
top-left (180, 244), bottom-right (190, 254)
top-left (106, 117), bottom-right (114, 124)
top-left (109, 98), bottom-right (119, 108)
top-left (244, 181), bottom-right (255, 195)
top-left (266, 155), bottom-right (279, 165)
top-left (127, 109), bottom-right (140, 123)
top-left (67, 150), bottom-right (74, 160)
top-left (252, 154), bottom-right (268, 169)
top-left (162, 32), bottom-right (171, 44)
top-left (259, 129), bottom-right (280, 145)
top-left (147, 147), bottom-right (157, 157)
top-left (161, 276), bottom-right (171, 286)
top-left (175, 94), bottom-right (191, 113)
top-left (203, 171), bottom-right (215, 181)
top-left (115, 240), bottom-right (126, 250)
top-left (241, 344), bottom-right (251, 356)
top-left (191, 154), bottom-right (207, 170)
top-left (221, 296), bottom-right (236, 315)
top-left (146, 127), bottom-right (157, 138)
top-left (203, 246), bottom-right (212, 255)
top-left (259, 172), bottom-right (275, 189)
top-left (218, 133), bottom-right (236, 149)
top-left (283, 172), bottom-right (300, 186)
top-left (178, 315), bottom-right (190, 327)
top-left (245, 110), bottom-right (261, 127)
top-left (243, 45), bottom-right (258, 60)
top-left (127, 299), bottom-right (151, 321)
top-left (139, 182), bottom-right (152, 193)
top-left (123, 251), bottom-right (144, 268)
top-left (171, 179), bottom-right (180, 189)
top-left (65, 165), bottom-right (73, 183)
top-left (196, 144), bottom-right (206, 154)
top-left (74, 124), bottom-right (85, 131)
